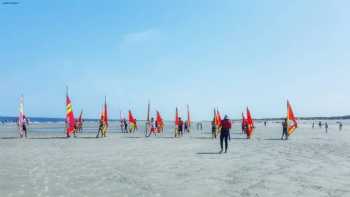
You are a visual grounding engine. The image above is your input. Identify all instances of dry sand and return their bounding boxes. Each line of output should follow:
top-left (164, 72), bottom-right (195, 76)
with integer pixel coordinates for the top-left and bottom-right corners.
top-left (1, 121), bottom-right (350, 197)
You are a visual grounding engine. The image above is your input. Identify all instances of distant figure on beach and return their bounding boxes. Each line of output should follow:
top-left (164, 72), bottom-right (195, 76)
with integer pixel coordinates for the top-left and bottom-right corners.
top-left (150, 117), bottom-right (157, 136)
top-left (312, 121), bottom-right (315, 129)
top-left (219, 115), bottom-right (231, 153)
top-left (96, 119), bottom-right (104, 138)
top-left (339, 122), bottom-right (343, 131)
top-left (319, 121), bottom-right (322, 128)
top-left (96, 119), bottom-right (107, 138)
top-left (211, 119), bottom-right (217, 139)
top-left (124, 119), bottom-right (128, 133)
top-left (241, 120), bottom-right (246, 134)
top-left (281, 118), bottom-right (288, 140)
top-left (264, 121), bottom-right (267, 127)
top-left (197, 122), bottom-right (203, 131)
top-left (178, 117), bottom-right (184, 136)
top-left (120, 119), bottom-right (125, 133)
top-left (184, 122), bottom-right (189, 133)
top-left (325, 122), bottom-right (328, 133)
top-left (18, 115), bottom-right (29, 138)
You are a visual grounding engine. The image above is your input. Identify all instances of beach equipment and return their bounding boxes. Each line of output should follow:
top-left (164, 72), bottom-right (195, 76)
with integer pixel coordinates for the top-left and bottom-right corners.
top-left (287, 100), bottom-right (298, 136)
top-left (65, 88), bottom-right (75, 137)
top-left (175, 107), bottom-right (179, 137)
top-left (18, 95), bottom-right (26, 137)
top-left (145, 101), bottom-right (151, 137)
top-left (128, 110), bottom-right (137, 132)
top-left (246, 107), bottom-right (254, 139)
top-left (186, 105), bottom-right (191, 131)
top-left (76, 110), bottom-right (83, 133)
top-left (156, 110), bottom-right (164, 132)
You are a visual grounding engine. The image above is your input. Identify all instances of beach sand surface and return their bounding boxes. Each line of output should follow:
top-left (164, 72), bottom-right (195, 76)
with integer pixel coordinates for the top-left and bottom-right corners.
top-left (1, 121), bottom-right (350, 197)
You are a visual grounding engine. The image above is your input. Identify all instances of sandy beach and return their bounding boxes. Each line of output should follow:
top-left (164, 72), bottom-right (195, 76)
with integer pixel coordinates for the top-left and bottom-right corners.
top-left (0, 121), bottom-right (349, 197)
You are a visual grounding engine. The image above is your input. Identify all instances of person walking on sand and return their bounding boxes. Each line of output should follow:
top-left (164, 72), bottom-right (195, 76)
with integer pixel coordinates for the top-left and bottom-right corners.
top-left (281, 118), bottom-right (288, 140)
top-left (96, 119), bottom-right (104, 138)
top-left (312, 121), bottom-right (315, 129)
top-left (219, 115), bottom-right (231, 154)
top-left (325, 122), bottom-right (328, 133)
top-left (319, 121), bottom-right (322, 128)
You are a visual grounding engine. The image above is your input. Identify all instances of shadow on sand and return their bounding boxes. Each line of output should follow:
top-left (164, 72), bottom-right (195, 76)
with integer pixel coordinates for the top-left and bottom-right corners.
top-left (155, 136), bottom-right (174, 139)
top-left (124, 136), bottom-right (144, 139)
top-left (77, 136), bottom-right (99, 139)
top-left (264, 138), bottom-right (282, 141)
top-left (29, 137), bottom-right (68, 140)
top-left (196, 152), bottom-right (222, 155)
top-left (191, 136), bottom-right (212, 140)
top-left (0, 137), bottom-right (20, 140)
top-left (231, 137), bottom-right (248, 140)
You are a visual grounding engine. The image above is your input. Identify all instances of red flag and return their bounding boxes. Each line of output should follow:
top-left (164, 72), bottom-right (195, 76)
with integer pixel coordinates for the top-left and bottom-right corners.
top-left (156, 111), bottom-right (164, 129)
top-left (215, 109), bottom-right (222, 127)
top-left (242, 112), bottom-right (247, 127)
top-left (246, 107), bottom-right (254, 139)
top-left (66, 92), bottom-right (75, 137)
top-left (287, 100), bottom-right (298, 135)
top-left (128, 110), bottom-right (137, 125)
top-left (103, 97), bottom-right (108, 127)
top-left (175, 107), bottom-right (179, 126)
top-left (187, 105), bottom-right (191, 127)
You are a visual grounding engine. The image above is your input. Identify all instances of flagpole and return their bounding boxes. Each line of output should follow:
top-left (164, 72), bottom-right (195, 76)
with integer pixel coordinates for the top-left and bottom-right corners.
top-left (145, 100), bottom-right (150, 136)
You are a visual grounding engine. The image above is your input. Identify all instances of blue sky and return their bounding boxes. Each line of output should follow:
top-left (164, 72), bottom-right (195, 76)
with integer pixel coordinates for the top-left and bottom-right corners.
top-left (0, 0), bottom-right (349, 120)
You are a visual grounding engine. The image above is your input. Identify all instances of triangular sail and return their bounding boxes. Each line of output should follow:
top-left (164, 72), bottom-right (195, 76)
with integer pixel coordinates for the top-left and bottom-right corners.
top-left (66, 88), bottom-right (75, 137)
top-left (287, 100), bottom-right (298, 136)
top-left (246, 107), bottom-right (254, 139)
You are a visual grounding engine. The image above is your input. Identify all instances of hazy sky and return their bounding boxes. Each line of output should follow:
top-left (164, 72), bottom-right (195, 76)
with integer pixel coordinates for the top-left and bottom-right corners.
top-left (0, 0), bottom-right (349, 120)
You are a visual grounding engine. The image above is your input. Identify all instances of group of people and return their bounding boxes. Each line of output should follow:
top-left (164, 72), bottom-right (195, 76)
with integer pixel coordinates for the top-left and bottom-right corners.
top-left (175, 117), bottom-right (191, 137)
top-left (312, 121), bottom-right (343, 133)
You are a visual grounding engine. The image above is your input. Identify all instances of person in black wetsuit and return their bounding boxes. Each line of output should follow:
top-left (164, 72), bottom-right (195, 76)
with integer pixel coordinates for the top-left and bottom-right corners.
top-left (281, 118), bottom-right (288, 140)
top-left (219, 115), bottom-right (232, 154)
top-left (178, 117), bottom-right (184, 136)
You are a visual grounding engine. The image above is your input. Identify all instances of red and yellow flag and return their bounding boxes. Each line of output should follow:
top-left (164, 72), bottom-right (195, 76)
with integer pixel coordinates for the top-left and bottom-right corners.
top-left (175, 107), bottom-right (179, 126)
top-left (103, 97), bottom-right (108, 127)
top-left (66, 92), bottom-right (75, 137)
top-left (246, 107), bottom-right (254, 139)
top-left (287, 100), bottom-right (298, 135)
top-left (187, 105), bottom-right (191, 127)
top-left (215, 109), bottom-right (222, 127)
top-left (128, 110), bottom-right (137, 126)
top-left (156, 111), bottom-right (164, 129)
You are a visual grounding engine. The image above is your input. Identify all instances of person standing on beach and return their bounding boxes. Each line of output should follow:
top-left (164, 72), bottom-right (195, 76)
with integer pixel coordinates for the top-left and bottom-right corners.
top-left (178, 117), bottom-right (184, 136)
top-left (325, 122), bottom-right (328, 133)
top-left (281, 118), bottom-right (288, 140)
top-left (211, 119), bottom-right (217, 139)
top-left (319, 121), bottom-right (322, 128)
top-left (339, 122), bottom-right (343, 131)
top-left (124, 119), bottom-right (128, 133)
top-left (312, 121), bottom-right (315, 129)
top-left (96, 119), bottom-right (105, 138)
top-left (219, 115), bottom-right (231, 153)
top-left (120, 119), bottom-right (125, 133)
top-left (21, 115), bottom-right (28, 138)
